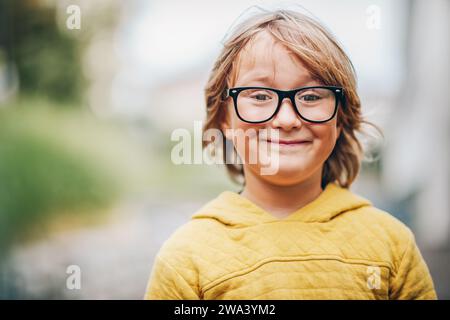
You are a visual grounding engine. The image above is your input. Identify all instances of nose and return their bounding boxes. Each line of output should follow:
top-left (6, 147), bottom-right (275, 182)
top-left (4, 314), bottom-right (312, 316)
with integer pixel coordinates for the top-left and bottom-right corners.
top-left (270, 97), bottom-right (302, 130)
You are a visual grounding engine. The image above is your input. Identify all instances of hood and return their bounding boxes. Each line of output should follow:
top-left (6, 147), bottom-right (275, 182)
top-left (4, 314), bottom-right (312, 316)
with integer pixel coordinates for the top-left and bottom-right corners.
top-left (191, 182), bottom-right (373, 227)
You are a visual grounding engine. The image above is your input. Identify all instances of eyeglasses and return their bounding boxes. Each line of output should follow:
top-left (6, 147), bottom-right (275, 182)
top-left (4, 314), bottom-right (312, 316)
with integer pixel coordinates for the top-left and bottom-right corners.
top-left (225, 86), bottom-right (344, 124)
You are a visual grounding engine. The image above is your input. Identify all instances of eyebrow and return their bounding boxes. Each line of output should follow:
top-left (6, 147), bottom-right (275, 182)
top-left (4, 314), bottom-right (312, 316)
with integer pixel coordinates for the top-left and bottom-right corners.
top-left (236, 73), bottom-right (316, 87)
top-left (237, 74), bottom-right (275, 85)
top-left (245, 74), bottom-right (275, 82)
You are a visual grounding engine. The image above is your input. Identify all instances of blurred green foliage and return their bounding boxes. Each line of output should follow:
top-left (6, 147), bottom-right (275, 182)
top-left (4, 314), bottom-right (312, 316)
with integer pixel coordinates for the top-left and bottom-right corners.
top-left (0, 0), bottom-right (83, 103)
top-left (0, 106), bottom-right (113, 253)
top-left (0, 0), bottom-right (128, 255)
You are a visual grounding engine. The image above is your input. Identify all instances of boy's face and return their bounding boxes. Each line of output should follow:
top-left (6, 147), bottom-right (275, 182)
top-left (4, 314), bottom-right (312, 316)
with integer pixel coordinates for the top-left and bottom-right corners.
top-left (222, 31), bottom-right (341, 186)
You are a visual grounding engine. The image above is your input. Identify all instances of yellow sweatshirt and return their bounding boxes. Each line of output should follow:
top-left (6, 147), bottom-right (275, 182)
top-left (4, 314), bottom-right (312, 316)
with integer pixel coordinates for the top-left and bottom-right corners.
top-left (144, 182), bottom-right (437, 300)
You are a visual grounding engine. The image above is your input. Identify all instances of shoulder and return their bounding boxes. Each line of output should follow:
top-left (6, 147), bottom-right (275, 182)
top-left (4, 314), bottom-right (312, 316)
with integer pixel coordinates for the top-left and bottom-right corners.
top-left (352, 205), bottom-right (414, 240)
top-left (155, 218), bottom-right (224, 263)
top-left (152, 217), bottom-right (230, 291)
top-left (343, 204), bottom-right (416, 266)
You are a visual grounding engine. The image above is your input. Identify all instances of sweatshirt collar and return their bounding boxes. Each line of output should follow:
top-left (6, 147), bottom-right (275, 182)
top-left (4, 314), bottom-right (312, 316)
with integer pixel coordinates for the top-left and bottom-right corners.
top-left (191, 182), bottom-right (372, 226)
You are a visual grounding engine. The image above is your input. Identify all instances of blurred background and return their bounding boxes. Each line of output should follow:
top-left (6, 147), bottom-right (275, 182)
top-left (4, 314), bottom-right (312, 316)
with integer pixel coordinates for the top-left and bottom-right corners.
top-left (0, 0), bottom-right (448, 299)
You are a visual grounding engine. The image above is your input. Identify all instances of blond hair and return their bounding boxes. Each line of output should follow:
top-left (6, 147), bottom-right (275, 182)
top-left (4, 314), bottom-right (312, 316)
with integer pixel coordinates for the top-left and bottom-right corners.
top-left (203, 8), bottom-right (382, 188)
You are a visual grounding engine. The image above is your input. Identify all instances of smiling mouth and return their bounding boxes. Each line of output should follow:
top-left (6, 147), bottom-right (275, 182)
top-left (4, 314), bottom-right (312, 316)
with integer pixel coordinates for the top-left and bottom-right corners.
top-left (266, 139), bottom-right (312, 146)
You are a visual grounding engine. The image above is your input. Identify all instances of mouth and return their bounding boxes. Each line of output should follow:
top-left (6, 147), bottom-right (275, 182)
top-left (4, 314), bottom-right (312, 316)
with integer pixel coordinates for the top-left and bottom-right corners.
top-left (266, 138), bottom-right (312, 146)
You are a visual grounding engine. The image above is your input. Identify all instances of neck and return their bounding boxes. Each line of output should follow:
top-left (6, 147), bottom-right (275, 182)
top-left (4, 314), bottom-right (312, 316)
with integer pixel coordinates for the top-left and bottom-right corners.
top-left (240, 167), bottom-right (324, 219)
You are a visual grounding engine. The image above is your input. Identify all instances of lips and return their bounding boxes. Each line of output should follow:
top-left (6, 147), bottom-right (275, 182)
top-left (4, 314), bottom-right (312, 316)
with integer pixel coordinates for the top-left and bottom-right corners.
top-left (266, 138), bottom-right (312, 145)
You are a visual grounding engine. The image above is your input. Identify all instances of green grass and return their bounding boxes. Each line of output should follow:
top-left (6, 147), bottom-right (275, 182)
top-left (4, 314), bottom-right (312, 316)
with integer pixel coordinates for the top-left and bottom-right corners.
top-left (0, 100), bottom-right (152, 252)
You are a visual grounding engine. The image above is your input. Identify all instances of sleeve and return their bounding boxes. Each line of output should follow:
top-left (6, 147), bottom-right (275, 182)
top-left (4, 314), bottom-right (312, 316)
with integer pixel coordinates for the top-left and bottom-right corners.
top-left (144, 255), bottom-right (201, 300)
top-left (389, 229), bottom-right (437, 300)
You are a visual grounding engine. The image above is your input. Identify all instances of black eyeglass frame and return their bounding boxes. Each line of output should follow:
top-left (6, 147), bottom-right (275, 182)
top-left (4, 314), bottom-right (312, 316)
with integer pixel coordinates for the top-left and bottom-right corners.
top-left (224, 85), bottom-right (344, 124)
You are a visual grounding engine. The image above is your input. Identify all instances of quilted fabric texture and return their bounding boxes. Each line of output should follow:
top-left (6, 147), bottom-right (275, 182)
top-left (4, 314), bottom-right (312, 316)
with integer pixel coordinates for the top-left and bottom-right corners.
top-left (144, 182), bottom-right (437, 300)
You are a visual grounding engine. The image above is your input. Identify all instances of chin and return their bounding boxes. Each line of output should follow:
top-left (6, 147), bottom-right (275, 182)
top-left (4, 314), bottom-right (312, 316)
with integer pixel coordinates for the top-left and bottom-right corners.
top-left (268, 157), bottom-right (312, 175)
top-left (259, 165), bottom-right (316, 186)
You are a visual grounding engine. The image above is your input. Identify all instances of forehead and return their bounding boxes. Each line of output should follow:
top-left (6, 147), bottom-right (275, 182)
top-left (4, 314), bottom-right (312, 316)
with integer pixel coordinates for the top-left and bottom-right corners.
top-left (234, 31), bottom-right (314, 87)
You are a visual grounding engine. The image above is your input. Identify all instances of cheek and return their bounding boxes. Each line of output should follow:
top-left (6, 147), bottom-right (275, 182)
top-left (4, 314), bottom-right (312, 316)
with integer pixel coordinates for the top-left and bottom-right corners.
top-left (309, 122), bottom-right (339, 156)
top-left (230, 117), bottom-right (263, 161)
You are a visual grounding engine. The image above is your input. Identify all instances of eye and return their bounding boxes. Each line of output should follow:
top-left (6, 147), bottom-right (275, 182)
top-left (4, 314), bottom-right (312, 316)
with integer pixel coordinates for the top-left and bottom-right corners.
top-left (250, 92), bottom-right (273, 101)
top-left (300, 94), bottom-right (321, 102)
